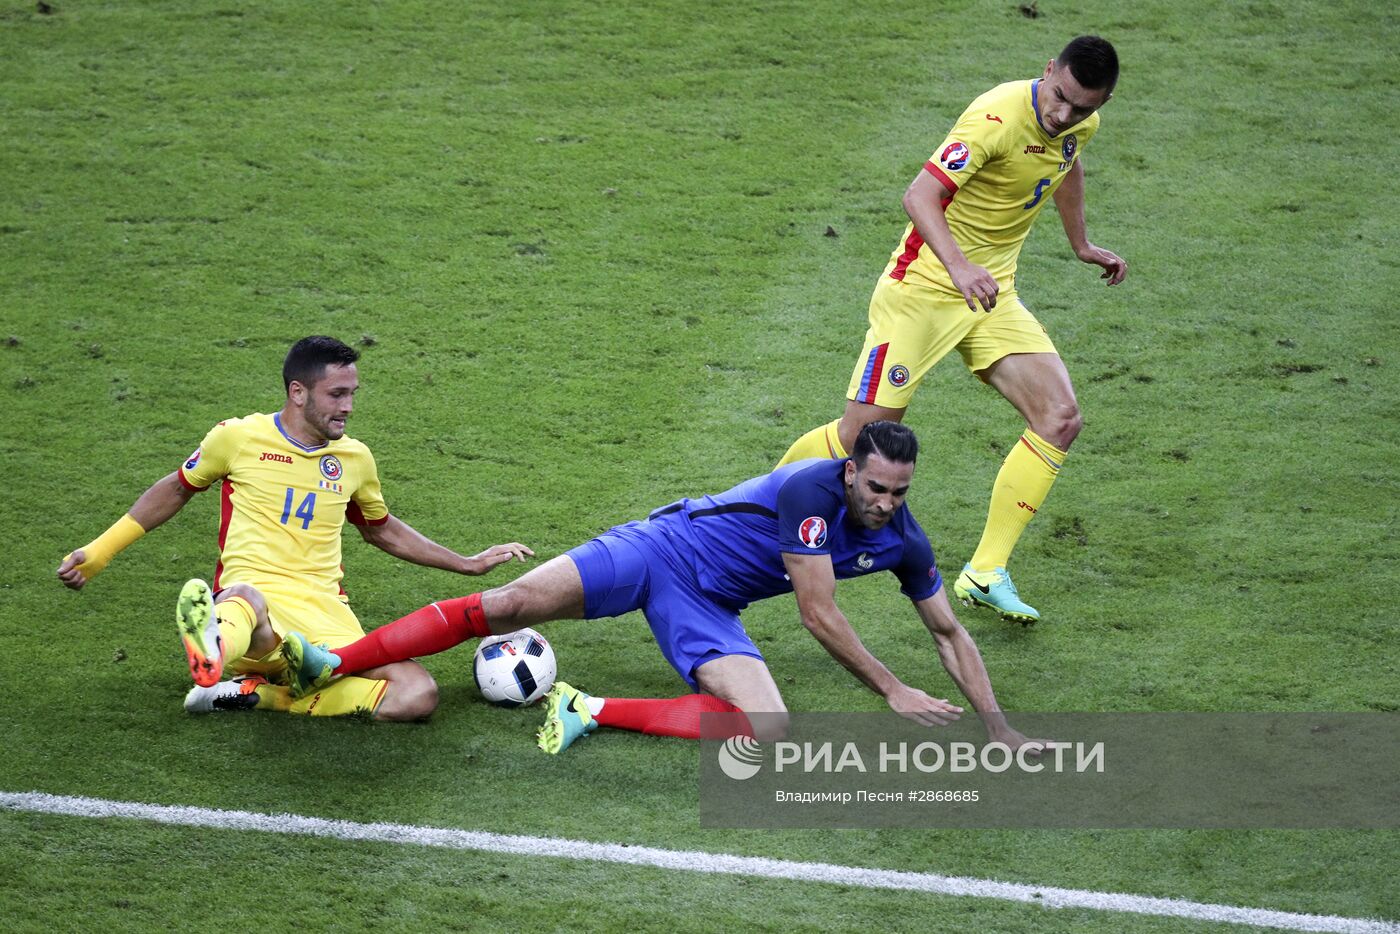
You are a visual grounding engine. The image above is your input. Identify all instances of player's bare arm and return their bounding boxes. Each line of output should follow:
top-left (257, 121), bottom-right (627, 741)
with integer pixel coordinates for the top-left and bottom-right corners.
top-left (783, 550), bottom-right (962, 727)
top-left (913, 590), bottom-right (1054, 753)
top-left (903, 169), bottom-right (999, 311)
top-left (355, 514), bottom-right (533, 576)
top-left (57, 471), bottom-right (196, 590)
top-left (1052, 158), bottom-right (1127, 285)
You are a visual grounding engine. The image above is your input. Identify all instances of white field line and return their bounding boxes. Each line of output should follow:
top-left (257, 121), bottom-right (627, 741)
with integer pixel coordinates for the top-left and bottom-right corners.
top-left (2, 791), bottom-right (1395, 933)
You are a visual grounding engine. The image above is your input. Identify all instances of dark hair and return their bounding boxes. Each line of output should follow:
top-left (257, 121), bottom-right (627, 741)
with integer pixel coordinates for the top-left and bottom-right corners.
top-left (852, 421), bottom-right (918, 467)
top-left (283, 336), bottom-right (359, 392)
top-left (1057, 35), bottom-right (1119, 92)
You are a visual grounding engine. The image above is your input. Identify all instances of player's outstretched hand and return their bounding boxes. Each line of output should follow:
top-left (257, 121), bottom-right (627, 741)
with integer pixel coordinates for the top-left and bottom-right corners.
top-left (885, 683), bottom-right (963, 727)
top-left (949, 261), bottom-right (999, 312)
top-left (1076, 243), bottom-right (1127, 286)
top-left (57, 550), bottom-right (89, 590)
top-left (466, 542), bottom-right (535, 575)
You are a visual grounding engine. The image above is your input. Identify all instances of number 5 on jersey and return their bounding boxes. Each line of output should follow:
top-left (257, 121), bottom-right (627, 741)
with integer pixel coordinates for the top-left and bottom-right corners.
top-left (280, 487), bottom-right (317, 529)
top-left (1024, 177), bottom-right (1051, 210)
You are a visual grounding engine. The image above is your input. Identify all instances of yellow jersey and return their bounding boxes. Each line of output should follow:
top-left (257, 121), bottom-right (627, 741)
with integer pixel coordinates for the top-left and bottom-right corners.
top-left (177, 412), bottom-right (389, 596)
top-left (886, 79), bottom-right (1100, 293)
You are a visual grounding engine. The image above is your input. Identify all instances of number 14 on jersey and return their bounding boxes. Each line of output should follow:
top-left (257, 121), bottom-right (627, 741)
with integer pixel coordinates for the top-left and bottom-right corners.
top-left (280, 487), bottom-right (317, 529)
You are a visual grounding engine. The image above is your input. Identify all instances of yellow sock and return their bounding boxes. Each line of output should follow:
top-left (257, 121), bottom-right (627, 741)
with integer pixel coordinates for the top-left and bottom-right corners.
top-left (969, 429), bottom-right (1066, 571)
top-left (251, 681), bottom-right (292, 712)
top-left (288, 677), bottom-right (389, 718)
top-left (216, 597), bottom-right (256, 665)
top-left (776, 419), bottom-right (848, 467)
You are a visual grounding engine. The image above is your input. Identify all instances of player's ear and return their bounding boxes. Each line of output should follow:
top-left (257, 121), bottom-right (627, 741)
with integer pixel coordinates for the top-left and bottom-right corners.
top-left (288, 379), bottom-right (307, 406)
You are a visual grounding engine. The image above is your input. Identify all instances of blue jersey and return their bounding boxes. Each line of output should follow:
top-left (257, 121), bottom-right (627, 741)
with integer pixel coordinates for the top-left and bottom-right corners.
top-left (645, 459), bottom-right (942, 610)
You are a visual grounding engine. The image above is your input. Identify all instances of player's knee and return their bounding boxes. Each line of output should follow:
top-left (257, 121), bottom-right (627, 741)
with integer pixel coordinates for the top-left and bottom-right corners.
top-left (1035, 402), bottom-right (1082, 449)
top-left (481, 584), bottom-right (524, 628)
top-left (748, 710), bottom-right (790, 743)
top-left (379, 671), bottom-right (439, 722)
top-left (217, 583), bottom-right (267, 619)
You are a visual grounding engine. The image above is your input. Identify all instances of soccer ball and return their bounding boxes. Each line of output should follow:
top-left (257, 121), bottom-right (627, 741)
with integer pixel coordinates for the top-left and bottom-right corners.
top-left (473, 628), bottom-right (556, 707)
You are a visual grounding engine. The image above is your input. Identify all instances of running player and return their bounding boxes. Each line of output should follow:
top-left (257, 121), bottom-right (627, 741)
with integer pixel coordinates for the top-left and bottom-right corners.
top-left (777, 37), bottom-right (1127, 623)
top-left (282, 422), bottom-right (1048, 754)
top-left (57, 335), bottom-right (532, 720)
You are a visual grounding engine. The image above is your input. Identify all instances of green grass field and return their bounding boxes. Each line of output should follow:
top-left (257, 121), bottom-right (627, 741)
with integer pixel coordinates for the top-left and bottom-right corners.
top-left (2, 0), bottom-right (1397, 930)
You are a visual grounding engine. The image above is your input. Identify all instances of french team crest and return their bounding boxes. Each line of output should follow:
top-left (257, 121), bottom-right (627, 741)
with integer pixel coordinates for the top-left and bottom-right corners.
top-left (888, 365), bottom-right (910, 387)
top-left (799, 516), bottom-right (828, 549)
top-left (939, 141), bottom-right (970, 172)
top-left (184, 448), bottom-right (201, 471)
top-left (319, 454), bottom-right (343, 481)
top-left (1061, 134), bottom-right (1078, 163)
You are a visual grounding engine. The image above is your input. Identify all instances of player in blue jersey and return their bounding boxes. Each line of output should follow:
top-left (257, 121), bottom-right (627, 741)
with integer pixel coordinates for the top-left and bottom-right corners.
top-left (281, 422), bottom-right (1047, 754)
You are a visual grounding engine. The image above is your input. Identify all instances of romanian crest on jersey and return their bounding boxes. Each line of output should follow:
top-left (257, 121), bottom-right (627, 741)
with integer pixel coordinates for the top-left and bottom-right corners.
top-left (1061, 134), bottom-right (1078, 164)
top-left (939, 141), bottom-right (970, 172)
top-left (319, 454), bottom-right (343, 481)
top-left (888, 365), bottom-right (910, 387)
top-left (798, 516), bottom-right (828, 549)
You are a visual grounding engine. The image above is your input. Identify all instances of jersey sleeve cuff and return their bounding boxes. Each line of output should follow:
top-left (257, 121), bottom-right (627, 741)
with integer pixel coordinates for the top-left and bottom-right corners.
top-left (176, 469), bottom-right (209, 492)
top-left (924, 162), bottom-right (960, 194)
top-left (346, 501), bottom-right (391, 527)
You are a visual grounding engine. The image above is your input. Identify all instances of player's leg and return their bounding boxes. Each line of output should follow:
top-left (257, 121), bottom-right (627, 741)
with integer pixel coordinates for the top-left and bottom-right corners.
top-left (539, 547), bottom-right (782, 753)
top-left (281, 553), bottom-right (587, 697)
top-left (190, 589), bottom-right (398, 720)
top-left (693, 655), bottom-right (788, 741)
top-left (953, 299), bottom-right (1077, 621)
top-left (213, 583), bottom-right (278, 662)
top-left (778, 278), bottom-right (969, 466)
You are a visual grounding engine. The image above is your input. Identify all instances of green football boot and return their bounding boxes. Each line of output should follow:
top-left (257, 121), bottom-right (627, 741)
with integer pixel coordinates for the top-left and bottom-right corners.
top-left (280, 631), bottom-right (340, 698)
top-left (953, 564), bottom-right (1041, 624)
top-left (536, 681), bottom-right (598, 754)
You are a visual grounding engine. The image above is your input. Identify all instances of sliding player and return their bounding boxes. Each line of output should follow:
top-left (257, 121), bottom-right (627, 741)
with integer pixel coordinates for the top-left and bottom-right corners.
top-left (283, 422), bottom-right (1047, 754)
top-left (57, 335), bottom-right (531, 720)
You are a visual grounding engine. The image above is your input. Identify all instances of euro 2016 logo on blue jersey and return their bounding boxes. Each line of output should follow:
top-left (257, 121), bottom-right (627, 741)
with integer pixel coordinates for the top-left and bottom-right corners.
top-left (184, 449), bottom-right (201, 471)
top-left (939, 141), bottom-right (970, 172)
top-left (799, 516), bottom-right (828, 549)
top-left (888, 365), bottom-right (910, 388)
top-left (1061, 134), bottom-right (1078, 164)
top-left (319, 454), bottom-right (343, 482)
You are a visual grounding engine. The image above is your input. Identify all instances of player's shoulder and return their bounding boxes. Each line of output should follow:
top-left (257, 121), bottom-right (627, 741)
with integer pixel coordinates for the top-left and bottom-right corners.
top-left (955, 80), bottom-right (1027, 148)
top-left (203, 412), bottom-right (271, 441)
top-left (775, 459), bottom-right (846, 509)
top-left (776, 458), bottom-right (844, 489)
top-left (893, 504), bottom-right (931, 545)
top-left (971, 79), bottom-right (1030, 108)
top-left (964, 80), bottom-right (1030, 121)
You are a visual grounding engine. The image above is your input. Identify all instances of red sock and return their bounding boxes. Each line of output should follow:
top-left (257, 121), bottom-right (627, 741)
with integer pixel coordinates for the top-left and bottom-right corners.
top-left (593, 694), bottom-right (752, 740)
top-left (333, 594), bottom-right (488, 675)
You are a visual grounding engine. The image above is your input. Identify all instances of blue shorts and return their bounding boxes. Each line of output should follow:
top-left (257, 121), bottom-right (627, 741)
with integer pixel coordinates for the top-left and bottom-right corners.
top-left (565, 521), bottom-right (764, 689)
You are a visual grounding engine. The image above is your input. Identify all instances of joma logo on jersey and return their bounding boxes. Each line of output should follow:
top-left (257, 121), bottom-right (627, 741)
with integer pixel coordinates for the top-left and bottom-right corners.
top-left (1024, 144), bottom-right (1046, 154)
top-left (260, 452), bottom-right (294, 464)
top-left (1017, 500), bottom-right (1038, 514)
